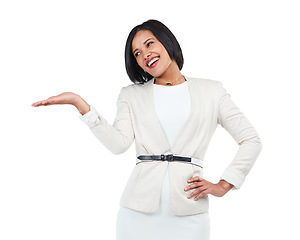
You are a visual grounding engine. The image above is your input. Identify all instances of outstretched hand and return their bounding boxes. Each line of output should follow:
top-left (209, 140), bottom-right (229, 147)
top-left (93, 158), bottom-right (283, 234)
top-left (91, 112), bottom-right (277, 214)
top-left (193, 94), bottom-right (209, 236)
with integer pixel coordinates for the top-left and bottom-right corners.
top-left (31, 92), bottom-right (79, 107)
top-left (184, 177), bottom-right (233, 201)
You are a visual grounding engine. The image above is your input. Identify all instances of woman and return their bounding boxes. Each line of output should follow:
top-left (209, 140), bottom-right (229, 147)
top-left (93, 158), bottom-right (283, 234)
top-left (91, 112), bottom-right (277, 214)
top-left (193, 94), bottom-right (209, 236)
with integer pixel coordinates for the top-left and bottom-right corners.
top-left (32, 19), bottom-right (262, 240)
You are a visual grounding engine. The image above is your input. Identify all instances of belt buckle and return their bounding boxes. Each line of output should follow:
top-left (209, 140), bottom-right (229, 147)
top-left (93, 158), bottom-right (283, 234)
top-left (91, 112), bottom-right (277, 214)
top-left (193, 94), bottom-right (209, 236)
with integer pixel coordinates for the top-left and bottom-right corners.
top-left (161, 154), bottom-right (174, 161)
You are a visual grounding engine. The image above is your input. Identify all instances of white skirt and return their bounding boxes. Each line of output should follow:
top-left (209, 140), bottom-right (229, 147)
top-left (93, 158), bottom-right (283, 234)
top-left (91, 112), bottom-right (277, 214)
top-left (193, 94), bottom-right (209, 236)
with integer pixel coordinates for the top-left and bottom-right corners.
top-left (116, 166), bottom-right (210, 240)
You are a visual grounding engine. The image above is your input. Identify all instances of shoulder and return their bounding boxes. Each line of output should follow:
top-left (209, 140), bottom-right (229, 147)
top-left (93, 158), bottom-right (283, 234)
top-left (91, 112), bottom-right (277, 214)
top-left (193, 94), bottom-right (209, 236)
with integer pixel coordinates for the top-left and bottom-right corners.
top-left (186, 76), bottom-right (222, 87)
top-left (122, 82), bottom-right (143, 91)
top-left (186, 77), bottom-right (227, 102)
top-left (117, 79), bottom-right (153, 102)
top-left (186, 76), bottom-right (224, 93)
top-left (122, 78), bottom-right (154, 94)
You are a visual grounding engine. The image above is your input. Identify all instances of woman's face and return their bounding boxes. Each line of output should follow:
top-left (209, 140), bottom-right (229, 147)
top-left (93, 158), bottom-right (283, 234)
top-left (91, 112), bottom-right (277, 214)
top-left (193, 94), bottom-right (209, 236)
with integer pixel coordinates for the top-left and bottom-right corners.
top-left (131, 30), bottom-right (172, 78)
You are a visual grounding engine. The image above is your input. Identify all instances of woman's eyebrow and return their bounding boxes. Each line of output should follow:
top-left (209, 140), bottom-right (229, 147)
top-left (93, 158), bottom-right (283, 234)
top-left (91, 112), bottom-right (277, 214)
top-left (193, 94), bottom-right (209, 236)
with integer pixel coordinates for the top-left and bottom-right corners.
top-left (133, 38), bottom-right (155, 54)
top-left (143, 38), bottom-right (155, 44)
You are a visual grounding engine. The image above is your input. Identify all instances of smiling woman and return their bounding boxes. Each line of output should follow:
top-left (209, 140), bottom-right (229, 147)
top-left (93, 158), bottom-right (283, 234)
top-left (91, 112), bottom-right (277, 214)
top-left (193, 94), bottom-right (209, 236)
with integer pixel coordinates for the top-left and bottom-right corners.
top-left (32, 19), bottom-right (262, 240)
top-left (132, 30), bottom-right (173, 79)
top-left (125, 19), bottom-right (184, 85)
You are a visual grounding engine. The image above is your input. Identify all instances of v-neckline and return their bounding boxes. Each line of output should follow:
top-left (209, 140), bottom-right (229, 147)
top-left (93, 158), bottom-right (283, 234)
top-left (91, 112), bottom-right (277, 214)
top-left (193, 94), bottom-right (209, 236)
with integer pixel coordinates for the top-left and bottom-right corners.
top-left (147, 76), bottom-right (196, 152)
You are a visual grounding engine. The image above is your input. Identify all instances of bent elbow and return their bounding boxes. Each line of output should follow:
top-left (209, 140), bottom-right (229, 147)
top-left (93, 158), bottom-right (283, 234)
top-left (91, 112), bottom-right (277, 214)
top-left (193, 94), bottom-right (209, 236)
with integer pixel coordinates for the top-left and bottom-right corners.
top-left (111, 147), bottom-right (128, 155)
top-left (109, 138), bottom-right (134, 155)
top-left (256, 137), bottom-right (263, 155)
top-left (239, 135), bottom-right (263, 156)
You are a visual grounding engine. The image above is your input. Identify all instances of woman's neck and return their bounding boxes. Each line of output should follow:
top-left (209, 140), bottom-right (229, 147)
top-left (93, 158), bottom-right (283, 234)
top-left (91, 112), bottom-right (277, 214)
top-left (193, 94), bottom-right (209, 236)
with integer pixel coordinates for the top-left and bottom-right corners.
top-left (154, 60), bottom-right (184, 86)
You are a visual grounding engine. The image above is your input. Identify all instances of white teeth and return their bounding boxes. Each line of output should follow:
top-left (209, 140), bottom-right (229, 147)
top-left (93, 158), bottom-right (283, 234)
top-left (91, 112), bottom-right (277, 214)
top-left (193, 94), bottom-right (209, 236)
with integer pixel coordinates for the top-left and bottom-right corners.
top-left (147, 57), bottom-right (159, 67)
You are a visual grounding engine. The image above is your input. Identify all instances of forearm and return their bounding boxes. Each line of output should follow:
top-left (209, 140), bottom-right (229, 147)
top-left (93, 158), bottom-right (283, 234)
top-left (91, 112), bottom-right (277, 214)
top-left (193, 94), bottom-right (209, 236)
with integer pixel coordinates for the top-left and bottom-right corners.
top-left (73, 95), bottom-right (90, 115)
top-left (77, 87), bottom-right (135, 154)
top-left (221, 136), bottom-right (262, 189)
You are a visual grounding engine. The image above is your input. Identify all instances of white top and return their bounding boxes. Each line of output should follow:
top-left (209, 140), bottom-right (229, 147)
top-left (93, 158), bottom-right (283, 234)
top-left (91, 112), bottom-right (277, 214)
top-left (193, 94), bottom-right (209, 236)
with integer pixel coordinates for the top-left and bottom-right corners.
top-left (135, 80), bottom-right (203, 167)
top-left (153, 81), bottom-right (191, 148)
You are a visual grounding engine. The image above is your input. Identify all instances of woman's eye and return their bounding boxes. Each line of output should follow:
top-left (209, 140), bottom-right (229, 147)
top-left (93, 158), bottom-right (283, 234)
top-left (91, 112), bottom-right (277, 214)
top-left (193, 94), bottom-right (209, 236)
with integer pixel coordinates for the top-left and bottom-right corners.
top-left (135, 52), bottom-right (140, 57)
top-left (147, 41), bottom-right (153, 47)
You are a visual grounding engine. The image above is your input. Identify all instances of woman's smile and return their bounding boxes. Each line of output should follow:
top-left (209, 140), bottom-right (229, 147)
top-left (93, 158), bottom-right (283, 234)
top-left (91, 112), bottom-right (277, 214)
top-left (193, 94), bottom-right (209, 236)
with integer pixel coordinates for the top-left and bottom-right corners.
top-left (146, 56), bottom-right (160, 68)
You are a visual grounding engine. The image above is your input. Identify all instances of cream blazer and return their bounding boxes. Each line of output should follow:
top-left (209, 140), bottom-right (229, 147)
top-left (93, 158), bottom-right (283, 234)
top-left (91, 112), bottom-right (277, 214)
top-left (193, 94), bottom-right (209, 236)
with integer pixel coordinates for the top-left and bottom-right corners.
top-left (79, 77), bottom-right (262, 216)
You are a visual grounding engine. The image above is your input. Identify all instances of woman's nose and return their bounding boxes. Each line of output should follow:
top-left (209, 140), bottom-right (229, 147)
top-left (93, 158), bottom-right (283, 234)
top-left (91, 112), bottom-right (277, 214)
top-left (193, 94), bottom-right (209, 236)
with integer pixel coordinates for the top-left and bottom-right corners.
top-left (144, 51), bottom-right (151, 59)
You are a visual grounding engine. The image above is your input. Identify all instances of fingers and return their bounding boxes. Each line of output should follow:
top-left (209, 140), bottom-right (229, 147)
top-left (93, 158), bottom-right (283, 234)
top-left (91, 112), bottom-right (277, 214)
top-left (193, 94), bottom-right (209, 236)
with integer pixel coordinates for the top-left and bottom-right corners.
top-left (186, 187), bottom-right (210, 200)
top-left (185, 177), bottom-right (206, 190)
top-left (32, 99), bottom-right (50, 107)
top-left (185, 183), bottom-right (208, 199)
top-left (185, 177), bottom-right (211, 200)
top-left (194, 190), bottom-right (209, 201)
top-left (31, 96), bottom-right (56, 107)
top-left (187, 176), bottom-right (202, 183)
top-left (184, 181), bottom-right (203, 191)
top-left (187, 188), bottom-right (205, 199)
top-left (31, 100), bottom-right (46, 107)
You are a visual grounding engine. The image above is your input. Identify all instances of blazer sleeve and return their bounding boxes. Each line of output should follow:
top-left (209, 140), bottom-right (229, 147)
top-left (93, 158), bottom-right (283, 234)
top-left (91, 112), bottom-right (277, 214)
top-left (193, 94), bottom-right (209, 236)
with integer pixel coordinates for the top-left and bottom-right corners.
top-left (78, 87), bottom-right (135, 155)
top-left (217, 82), bottom-right (262, 189)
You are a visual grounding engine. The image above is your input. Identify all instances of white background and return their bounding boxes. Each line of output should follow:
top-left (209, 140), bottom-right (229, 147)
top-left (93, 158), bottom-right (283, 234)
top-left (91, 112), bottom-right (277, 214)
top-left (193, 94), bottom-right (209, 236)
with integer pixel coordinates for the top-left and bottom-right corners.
top-left (1, 0), bottom-right (299, 239)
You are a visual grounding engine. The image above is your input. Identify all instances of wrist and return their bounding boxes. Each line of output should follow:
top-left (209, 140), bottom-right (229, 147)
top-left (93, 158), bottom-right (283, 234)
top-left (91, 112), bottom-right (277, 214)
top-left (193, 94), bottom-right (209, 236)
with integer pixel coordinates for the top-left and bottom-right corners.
top-left (71, 94), bottom-right (82, 106)
top-left (218, 180), bottom-right (234, 193)
top-left (73, 95), bottom-right (90, 115)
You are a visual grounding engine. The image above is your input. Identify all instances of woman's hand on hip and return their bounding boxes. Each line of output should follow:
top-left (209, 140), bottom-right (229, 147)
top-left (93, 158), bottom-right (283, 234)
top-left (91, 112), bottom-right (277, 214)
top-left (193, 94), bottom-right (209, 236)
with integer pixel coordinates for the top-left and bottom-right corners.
top-left (184, 177), bottom-right (234, 201)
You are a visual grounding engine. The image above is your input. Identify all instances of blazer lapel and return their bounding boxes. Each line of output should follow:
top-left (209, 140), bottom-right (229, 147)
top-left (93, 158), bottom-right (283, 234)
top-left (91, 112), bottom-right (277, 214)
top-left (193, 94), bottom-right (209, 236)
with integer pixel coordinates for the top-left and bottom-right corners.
top-left (171, 77), bottom-right (198, 153)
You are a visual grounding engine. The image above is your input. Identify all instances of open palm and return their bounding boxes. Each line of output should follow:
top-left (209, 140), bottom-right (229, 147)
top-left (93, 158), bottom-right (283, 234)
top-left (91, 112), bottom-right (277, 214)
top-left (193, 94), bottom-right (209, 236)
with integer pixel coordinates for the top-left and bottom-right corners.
top-left (31, 92), bottom-right (79, 107)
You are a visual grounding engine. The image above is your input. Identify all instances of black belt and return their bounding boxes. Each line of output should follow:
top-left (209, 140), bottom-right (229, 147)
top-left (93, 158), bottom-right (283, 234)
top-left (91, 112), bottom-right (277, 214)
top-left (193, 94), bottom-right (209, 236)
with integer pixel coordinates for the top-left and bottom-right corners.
top-left (137, 154), bottom-right (191, 162)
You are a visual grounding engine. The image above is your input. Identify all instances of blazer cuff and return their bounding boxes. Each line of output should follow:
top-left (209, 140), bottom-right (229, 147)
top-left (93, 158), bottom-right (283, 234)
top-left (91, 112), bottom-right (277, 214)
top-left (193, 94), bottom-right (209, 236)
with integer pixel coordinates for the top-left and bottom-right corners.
top-left (78, 105), bottom-right (102, 128)
top-left (220, 168), bottom-right (245, 190)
